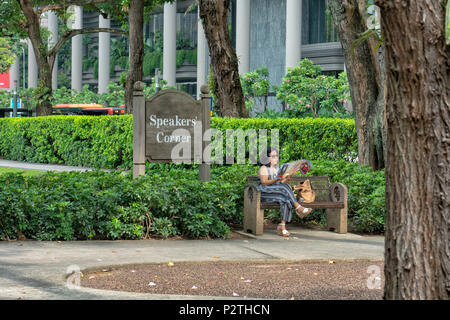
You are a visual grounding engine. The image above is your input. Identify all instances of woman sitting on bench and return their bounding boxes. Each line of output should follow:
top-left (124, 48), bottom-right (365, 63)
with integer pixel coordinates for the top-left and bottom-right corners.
top-left (257, 147), bottom-right (312, 237)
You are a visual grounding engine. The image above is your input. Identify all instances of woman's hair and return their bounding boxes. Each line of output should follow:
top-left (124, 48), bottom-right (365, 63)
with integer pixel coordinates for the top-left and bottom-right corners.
top-left (259, 147), bottom-right (279, 167)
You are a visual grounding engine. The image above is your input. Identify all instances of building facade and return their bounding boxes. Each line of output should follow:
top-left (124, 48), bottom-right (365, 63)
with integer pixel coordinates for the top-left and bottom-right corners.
top-left (19, 0), bottom-right (343, 112)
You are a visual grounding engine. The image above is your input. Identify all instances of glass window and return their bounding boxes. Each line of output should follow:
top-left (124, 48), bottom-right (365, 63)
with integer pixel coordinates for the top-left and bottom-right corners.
top-left (302, 0), bottom-right (339, 44)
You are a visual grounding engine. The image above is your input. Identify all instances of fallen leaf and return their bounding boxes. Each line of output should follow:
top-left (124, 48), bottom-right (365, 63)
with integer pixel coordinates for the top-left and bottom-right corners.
top-left (240, 277), bottom-right (244, 280)
top-left (185, 273), bottom-right (189, 276)
top-left (313, 273), bottom-right (318, 276)
top-left (112, 251), bottom-right (117, 253)
top-left (232, 292), bottom-right (239, 297)
top-left (17, 244), bottom-right (23, 247)
top-left (211, 256), bottom-right (220, 259)
top-left (328, 260), bottom-right (335, 264)
top-left (284, 238), bottom-right (290, 240)
top-left (167, 262), bottom-right (174, 267)
top-left (154, 275), bottom-right (158, 278)
top-left (148, 282), bottom-right (156, 286)
top-left (57, 241), bottom-right (61, 244)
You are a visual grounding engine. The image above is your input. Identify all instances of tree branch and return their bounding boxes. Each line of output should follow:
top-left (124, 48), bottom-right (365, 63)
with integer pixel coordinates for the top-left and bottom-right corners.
top-left (48, 27), bottom-right (127, 60)
top-left (36, 0), bottom-right (116, 16)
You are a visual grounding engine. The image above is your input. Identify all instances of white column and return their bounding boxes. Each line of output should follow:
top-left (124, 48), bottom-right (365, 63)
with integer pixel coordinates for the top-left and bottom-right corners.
top-left (163, 1), bottom-right (177, 87)
top-left (285, 0), bottom-right (302, 72)
top-left (48, 11), bottom-right (58, 90)
top-left (98, 15), bottom-right (110, 94)
top-left (236, 0), bottom-right (251, 75)
top-left (71, 6), bottom-right (83, 92)
top-left (27, 39), bottom-right (38, 88)
top-left (196, 10), bottom-right (207, 99)
top-left (10, 54), bottom-right (19, 90)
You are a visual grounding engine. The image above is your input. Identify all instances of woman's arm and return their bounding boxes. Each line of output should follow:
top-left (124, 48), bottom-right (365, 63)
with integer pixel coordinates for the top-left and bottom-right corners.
top-left (258, 166), bottom-right (280, 186)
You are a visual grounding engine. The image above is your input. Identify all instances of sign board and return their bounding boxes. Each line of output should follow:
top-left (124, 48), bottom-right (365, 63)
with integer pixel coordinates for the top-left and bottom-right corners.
top-left (145, 89), bottom-right (204, 162)
top-left (133, 82), bottom-right (211, 181)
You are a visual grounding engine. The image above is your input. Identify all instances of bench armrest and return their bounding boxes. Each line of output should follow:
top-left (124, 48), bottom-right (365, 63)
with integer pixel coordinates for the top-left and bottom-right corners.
top-left (244, 183), bottom-right (261, 204)
top-left (329, 182), bottom-right (348, 204)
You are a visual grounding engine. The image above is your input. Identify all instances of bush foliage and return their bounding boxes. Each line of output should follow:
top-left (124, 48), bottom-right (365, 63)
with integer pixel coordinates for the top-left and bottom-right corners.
top-left (0, 116), bottom-right (357, 169)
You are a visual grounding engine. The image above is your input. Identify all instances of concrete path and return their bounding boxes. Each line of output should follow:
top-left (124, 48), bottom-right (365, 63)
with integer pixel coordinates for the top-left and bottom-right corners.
top-left (0, 159), bottom-right (113, 172)
top-left (0, 227), bottom-right (384, 300)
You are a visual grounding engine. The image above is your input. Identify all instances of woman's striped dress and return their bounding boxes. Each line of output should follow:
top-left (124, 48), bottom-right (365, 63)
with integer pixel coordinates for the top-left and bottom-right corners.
top-left (257, 166), bottom-right (298, 223)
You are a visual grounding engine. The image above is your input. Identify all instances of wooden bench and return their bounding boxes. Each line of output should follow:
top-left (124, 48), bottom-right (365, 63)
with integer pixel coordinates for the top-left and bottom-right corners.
top-left (243, 176), bottom-right (348, 235)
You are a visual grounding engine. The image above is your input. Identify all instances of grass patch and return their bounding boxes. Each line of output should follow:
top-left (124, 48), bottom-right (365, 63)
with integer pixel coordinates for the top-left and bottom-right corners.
top-left (0, 167), bottom-right (46, 176)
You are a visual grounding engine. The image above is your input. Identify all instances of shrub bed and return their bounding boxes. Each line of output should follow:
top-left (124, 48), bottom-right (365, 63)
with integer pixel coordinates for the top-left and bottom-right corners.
top-left (0, 116), bottom-right (357, 169)
top-left (0, 165), bottom-right (253, 241)
top-left (0, 161), bottom-right (384, 241)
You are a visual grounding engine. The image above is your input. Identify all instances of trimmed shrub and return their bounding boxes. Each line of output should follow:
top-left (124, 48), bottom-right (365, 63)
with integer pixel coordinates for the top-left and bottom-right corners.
top-left (0, 116), bottom-right (133, 169)
top-left (0, 165), bottom-right (254, 241)
top-left (0, 116), bottom-right (357, 169)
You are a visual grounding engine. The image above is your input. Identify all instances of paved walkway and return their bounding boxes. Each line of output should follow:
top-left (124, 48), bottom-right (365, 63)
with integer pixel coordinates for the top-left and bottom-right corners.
top-left (0, 227), bottom-right (384, 300)
top-left (0, 159), bottom-right (385, 300)
top-left (0, 159), bottom-right (113, 172)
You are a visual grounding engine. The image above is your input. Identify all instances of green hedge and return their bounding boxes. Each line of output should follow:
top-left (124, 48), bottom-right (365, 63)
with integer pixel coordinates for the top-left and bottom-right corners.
top-left (0, 161), bottom-right (384, 241)
top-left (0, 116), bottom-right (133, 169)
top-left (212, 118), bottom-right (357, 163)
top-left (0, 116), bottom-right (357, 169)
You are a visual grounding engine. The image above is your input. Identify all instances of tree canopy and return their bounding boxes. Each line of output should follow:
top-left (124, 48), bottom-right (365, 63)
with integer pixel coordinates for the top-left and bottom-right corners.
top-left (0, 38), bottom-right (15, 73)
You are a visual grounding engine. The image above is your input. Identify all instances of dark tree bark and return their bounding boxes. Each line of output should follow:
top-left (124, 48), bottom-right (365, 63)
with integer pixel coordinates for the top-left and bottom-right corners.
top-left (19, 0), bottom-right (53, 116)
top-left (124, 0), bottom-right (144, 114)
top-left (374, 0), bottom-right (450, 299)
top-left (329, 0), bottom-right (386, 170)
top-left (197, 0), bottom-right (248, 118)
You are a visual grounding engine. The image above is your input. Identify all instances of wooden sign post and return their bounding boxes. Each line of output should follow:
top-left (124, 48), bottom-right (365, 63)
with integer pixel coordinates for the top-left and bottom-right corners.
top-left (133, 82), bottom-right (211, 181)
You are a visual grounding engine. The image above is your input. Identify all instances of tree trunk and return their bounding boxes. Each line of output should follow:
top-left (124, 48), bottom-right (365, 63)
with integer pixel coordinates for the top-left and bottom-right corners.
top-left (329, 0), bottom-right (386, 169)
top-left (124, 0), bottom-right (144, 114)
top-left (19, 0), bottom-right (53, 116)
top-left (197, 0), bottom-right (248, 118)
top-left (375, 0), bottom-right (450, 299)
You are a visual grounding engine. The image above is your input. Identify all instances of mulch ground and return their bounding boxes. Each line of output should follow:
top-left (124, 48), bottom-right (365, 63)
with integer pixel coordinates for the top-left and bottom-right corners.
top-left (81, 259), bottom-right (384, 300)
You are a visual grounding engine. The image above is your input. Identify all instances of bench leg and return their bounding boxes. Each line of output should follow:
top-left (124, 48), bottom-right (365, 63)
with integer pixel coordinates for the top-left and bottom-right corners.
top-left (243, 186), bottom-right (264, 235)
top-left (325, 208), bottom-right (347, 234)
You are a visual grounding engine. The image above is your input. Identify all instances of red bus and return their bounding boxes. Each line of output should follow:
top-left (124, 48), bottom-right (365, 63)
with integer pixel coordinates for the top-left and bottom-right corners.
top-left (52, 104), bottom-right (126, 115)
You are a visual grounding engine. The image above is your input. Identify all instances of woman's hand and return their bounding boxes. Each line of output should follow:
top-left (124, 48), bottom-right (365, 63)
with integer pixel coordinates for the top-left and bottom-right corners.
top-left (280, 176), bottom-right (290, 184)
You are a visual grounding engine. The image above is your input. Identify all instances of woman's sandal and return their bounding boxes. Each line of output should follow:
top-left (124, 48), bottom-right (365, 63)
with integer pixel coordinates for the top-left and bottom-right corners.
top-left (277, 223), bottom-right (290, 237)
top-left (295, 204), bottom-right (312, 219)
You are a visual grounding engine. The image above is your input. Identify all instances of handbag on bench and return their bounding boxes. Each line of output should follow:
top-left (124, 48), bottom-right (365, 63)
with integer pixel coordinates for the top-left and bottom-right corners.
top-left (294, 179), bottom-right (316, 203)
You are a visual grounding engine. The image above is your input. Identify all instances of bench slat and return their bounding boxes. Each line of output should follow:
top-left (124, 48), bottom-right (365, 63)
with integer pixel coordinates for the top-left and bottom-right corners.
top-left (247, 176), bottom-right (330, 182)
top-left (260, 202), bottom-right (345, 209)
